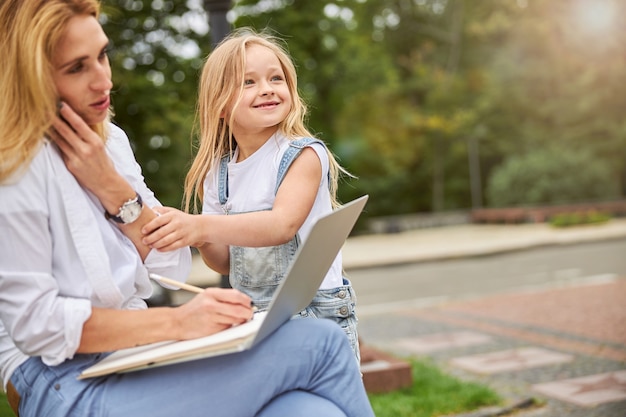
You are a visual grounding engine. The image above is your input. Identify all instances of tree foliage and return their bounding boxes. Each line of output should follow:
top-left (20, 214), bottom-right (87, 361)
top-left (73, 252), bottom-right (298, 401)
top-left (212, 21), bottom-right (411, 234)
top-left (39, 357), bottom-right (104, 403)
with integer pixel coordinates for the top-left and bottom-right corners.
top-left (101, 0), bottom-right (210, 207)
top-left (99, 0), bottom-right (626, 220)
top-left (488, 147), bottom-right (620, 207)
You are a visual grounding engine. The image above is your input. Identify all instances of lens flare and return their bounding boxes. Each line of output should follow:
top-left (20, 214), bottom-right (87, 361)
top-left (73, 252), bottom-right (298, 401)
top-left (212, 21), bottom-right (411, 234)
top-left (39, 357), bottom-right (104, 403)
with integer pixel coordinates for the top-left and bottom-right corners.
top-left (574, 0), bottom-right (616, 34)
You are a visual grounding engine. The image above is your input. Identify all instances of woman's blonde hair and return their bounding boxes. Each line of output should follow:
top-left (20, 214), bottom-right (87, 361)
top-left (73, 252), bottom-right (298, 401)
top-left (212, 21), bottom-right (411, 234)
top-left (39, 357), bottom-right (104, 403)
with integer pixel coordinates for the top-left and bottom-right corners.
top-left (0, 0), bottom-right (109, 183)
top-left (184, 28), bottom-right (347, 212)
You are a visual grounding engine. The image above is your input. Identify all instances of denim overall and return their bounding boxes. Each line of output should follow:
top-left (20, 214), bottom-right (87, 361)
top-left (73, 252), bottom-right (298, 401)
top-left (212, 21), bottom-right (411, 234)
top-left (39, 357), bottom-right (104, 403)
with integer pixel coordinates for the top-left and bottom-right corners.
top-left (217, 138), bottom-right (360, 361)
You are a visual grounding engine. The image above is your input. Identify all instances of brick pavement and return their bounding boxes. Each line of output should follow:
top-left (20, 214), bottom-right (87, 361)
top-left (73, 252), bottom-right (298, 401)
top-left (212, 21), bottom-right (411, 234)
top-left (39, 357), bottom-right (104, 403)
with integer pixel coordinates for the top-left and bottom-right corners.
top-left (358, 278), bottom-right (626, 416)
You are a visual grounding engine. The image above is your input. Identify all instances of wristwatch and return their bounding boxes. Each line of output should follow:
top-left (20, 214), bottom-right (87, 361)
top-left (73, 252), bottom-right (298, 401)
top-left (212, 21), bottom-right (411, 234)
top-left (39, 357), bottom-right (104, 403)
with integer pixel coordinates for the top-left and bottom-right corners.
top-left (105, 193), bottom-right (143, 224)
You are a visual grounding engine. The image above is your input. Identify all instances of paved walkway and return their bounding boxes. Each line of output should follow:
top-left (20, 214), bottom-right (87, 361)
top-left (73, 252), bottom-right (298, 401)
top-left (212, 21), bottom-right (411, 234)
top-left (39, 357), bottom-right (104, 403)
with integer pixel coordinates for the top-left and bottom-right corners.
top-left (350, 219), bottom-right (626, 417)
top-left (186, 218), bottom-right (626, 416)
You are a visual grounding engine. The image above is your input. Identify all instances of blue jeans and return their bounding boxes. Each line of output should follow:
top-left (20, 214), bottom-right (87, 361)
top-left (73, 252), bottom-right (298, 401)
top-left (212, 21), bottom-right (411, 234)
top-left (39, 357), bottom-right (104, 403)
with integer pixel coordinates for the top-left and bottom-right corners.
top-left (10, 319), bottom-right (374, 417)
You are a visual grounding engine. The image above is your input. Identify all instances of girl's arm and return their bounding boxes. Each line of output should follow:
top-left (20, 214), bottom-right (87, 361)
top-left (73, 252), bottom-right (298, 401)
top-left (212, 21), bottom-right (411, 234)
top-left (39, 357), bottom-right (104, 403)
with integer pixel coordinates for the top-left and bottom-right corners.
top-left (142, 147), bottom-right (322, 251)
top-left (197, 243), bottom-right (231, 276)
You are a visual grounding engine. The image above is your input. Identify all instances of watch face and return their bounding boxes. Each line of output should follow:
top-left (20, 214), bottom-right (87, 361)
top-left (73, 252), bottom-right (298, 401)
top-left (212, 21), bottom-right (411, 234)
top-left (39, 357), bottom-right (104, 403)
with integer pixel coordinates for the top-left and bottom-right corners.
top-left (106, 193), bottom-right (143, 224)
top-left (120, 201), bottom-right (143, 223)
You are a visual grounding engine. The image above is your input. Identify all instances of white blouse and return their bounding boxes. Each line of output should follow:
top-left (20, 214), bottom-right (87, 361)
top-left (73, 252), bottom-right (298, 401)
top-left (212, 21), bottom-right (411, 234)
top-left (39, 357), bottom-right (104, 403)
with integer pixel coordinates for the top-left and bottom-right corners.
top-left (0, 124), bottom-right (191, 389)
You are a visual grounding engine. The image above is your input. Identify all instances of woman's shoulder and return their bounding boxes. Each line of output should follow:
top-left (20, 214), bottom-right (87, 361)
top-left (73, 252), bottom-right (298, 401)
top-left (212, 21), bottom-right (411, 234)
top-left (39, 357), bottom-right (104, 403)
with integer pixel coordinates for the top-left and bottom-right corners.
top-left (1, 140), bottom-right (52, 200)
top-left (106, 122), bottom-right (134, 154)
top-left (105, 123), bottom-right (142, 175)
top-left (107, 122), bottom-right (129, 142)
top-left (16, 140), bottom-right (52, 178)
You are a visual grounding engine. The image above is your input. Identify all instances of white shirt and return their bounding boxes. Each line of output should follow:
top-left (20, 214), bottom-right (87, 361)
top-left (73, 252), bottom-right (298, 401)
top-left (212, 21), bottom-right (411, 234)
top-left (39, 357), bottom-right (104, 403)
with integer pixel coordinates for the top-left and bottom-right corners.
top-left (0, 124), bottom-right (191, 389)
top-left (202, 132), bottom-right (343, 289)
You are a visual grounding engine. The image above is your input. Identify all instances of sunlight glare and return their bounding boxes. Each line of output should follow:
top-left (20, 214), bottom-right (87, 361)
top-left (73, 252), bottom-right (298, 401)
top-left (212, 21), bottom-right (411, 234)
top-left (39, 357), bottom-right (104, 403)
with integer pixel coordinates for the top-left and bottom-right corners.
top-left (574, 0), bottom-right (616, 34)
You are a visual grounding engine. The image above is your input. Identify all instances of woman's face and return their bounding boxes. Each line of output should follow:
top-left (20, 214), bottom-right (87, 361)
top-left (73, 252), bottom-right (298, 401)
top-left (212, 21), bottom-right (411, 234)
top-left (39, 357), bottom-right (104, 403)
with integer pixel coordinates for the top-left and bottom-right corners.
top-left (52, 14), bottom-right (112, 125)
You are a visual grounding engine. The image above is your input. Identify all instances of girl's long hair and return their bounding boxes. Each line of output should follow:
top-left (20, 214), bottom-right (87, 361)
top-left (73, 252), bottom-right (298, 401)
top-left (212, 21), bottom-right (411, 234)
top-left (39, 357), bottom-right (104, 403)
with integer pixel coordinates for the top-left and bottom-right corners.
top-left (0, 0), bottom-right (109, 183)
top-left (184, 28), bottom-right (348, 213)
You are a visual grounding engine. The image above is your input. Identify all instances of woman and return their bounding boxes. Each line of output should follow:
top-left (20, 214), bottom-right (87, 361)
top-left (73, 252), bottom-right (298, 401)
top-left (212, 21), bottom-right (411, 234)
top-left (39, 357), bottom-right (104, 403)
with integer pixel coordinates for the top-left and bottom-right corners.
top-left (0, 1), bottom-right (374, 416)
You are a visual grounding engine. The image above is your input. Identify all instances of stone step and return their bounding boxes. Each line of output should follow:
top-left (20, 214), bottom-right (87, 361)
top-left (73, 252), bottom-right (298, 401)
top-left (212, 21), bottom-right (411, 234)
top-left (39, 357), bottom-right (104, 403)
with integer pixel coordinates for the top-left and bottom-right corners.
top-left (360, 344), bottom-right (413, 394)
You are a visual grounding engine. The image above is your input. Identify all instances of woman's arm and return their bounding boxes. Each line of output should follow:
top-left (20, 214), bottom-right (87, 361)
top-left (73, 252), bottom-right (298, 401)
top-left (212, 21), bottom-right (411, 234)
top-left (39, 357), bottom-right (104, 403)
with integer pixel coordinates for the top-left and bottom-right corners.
top-left (0, 204), bottom-right (250, 357)
top-left (78, 288), bottom-right (253, 352)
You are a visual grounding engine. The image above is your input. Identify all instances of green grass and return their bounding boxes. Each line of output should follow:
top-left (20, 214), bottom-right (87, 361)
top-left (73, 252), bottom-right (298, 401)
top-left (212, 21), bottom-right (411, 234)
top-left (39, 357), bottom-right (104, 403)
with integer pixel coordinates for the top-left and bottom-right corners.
top-left (369, 358), bottom-right (502, 417)
top-left (0, 392), bottom-right (13, 417)
top-left (0, 358), bottom-right (502, 417)
top-left (550, 211), bottom-right (611, 227)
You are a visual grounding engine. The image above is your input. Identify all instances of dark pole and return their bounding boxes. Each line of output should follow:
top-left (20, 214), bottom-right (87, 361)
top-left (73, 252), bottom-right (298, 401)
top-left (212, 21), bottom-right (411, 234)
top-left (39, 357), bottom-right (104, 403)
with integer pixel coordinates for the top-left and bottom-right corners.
top-left (204, 0), bottom-right (232, 48)
top-left (467, 136), bottom-right (483, 209)
top-left (203, 0), bottom-right (232, 288)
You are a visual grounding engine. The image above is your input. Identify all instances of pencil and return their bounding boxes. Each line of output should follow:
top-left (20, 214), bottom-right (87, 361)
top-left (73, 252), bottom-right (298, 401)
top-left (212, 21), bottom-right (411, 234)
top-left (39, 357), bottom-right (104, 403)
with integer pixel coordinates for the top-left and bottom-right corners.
top-left (149, 273), bottom-right (204, 294)
top-left (148, 273), bottom-right (259, 312)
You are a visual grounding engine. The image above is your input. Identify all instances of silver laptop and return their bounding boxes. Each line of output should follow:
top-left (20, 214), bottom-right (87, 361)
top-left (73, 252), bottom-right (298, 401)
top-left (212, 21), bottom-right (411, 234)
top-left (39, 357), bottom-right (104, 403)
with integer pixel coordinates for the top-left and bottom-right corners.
top-left (79, 195), bottom-right (368, 379)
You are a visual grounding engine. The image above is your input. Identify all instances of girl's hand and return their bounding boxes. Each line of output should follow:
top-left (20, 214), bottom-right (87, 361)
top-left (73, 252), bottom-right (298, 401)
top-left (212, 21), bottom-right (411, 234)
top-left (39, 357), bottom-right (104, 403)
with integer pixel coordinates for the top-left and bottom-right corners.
top-left (142, 207), bottom-right (206, 251)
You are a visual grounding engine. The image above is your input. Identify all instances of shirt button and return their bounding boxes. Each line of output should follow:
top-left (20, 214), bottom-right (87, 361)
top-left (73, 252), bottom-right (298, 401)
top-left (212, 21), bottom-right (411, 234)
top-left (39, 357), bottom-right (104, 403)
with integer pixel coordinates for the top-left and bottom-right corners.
top-left (337, 290), bottom-right (346, 299)
top-left (339, 306), bottom-right (349, 316)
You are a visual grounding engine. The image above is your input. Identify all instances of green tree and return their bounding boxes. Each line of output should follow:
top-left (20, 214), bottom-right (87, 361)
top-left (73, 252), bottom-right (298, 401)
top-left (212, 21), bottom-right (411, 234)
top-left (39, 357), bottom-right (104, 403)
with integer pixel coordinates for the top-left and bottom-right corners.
top-left (488, 147), bottom-right (620, 207)
top-left (231, 1), bottom-right (394, 140)
top-left (333, 0), bottom-right (510, 214)
top-left (96, 0), bottom-right (626, 219)
top-left (101, 0), bottom-right (210, 208)
top-left (478, 0), bottom-right (626, 203)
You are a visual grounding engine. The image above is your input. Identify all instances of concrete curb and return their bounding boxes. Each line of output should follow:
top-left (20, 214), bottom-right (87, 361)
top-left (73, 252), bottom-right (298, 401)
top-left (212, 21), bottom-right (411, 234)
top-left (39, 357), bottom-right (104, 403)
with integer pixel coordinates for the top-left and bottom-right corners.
top-left (342, 219), bottom-right (626, 270)
top-left (443, 398), bottom-right (544, 417)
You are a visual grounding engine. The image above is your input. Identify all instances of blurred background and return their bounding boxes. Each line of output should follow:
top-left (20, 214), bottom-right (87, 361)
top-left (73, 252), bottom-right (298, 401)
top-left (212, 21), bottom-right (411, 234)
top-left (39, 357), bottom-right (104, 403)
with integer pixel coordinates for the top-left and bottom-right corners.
top-left (100, 0), bottom-right (626, 232)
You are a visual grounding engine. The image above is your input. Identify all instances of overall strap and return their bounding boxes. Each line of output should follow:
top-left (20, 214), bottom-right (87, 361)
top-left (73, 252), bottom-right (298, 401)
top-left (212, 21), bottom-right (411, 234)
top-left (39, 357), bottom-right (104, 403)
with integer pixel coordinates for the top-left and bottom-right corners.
top-left (217, 154), bottom-right (230, 206)
top-left (275, 137), bottom-right (329, 194)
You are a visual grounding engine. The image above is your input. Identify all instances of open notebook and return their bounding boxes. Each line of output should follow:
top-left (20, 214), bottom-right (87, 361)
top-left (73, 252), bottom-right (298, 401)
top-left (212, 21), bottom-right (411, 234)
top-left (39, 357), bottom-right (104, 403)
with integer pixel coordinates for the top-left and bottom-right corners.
top-left (79, 195), bottom-right (368, 379)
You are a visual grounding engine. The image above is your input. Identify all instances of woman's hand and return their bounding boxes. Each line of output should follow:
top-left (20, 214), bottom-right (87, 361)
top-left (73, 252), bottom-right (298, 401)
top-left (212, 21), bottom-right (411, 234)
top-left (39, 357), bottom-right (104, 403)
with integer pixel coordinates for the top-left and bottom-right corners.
top-left (48, 102), bottom-right (124, 197)
top-left (173, 288), bottom-right (254, 339)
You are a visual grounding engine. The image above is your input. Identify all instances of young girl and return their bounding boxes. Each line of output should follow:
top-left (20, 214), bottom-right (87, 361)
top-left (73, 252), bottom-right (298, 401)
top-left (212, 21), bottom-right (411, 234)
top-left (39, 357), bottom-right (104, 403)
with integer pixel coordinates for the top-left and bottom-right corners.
top-left (142, 28), bottom-right (361, 361)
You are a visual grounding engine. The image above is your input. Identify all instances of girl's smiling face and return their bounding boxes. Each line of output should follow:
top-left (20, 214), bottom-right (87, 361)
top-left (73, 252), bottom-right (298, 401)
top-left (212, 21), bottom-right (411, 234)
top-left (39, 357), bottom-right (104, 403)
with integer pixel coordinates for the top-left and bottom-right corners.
top-left (227, 44), bottom-right (292, 138)
top-left (52, 14), bottom-right (113, 125)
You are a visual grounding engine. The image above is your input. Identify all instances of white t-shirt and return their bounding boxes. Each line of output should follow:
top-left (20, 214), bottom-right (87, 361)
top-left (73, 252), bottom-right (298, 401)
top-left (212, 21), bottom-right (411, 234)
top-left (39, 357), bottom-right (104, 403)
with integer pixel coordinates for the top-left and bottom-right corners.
top-left (202, 132), bottom-right (343, 289)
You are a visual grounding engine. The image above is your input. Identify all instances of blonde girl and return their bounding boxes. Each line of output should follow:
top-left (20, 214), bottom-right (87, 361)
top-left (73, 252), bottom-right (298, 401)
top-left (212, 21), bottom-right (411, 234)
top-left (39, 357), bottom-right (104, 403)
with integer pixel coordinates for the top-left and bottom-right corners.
top-left (143, 28), bottom-right (361, 361)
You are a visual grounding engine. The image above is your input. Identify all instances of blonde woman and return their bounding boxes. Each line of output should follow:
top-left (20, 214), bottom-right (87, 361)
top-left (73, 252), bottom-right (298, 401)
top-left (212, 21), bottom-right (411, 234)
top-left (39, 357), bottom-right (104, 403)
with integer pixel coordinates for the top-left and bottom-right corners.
top-left (143, 29), bottom-right (361, 361)
top-left (0, 1), bottom-right (374, 416)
